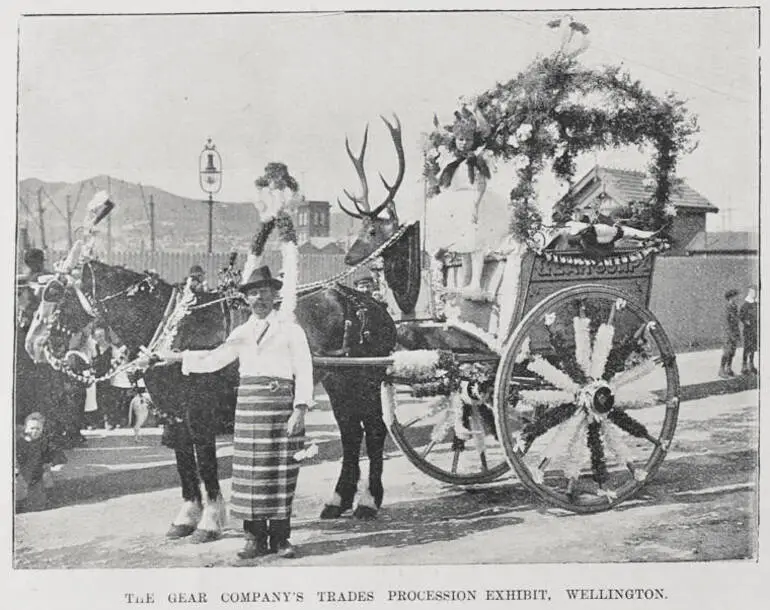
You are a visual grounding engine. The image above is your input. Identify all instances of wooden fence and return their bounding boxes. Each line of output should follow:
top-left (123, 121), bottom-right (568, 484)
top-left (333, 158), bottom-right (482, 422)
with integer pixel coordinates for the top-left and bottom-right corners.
top-left (45, 249), bottom-right (759, 351)
top-left (47, 249), bottom-right (351, 286)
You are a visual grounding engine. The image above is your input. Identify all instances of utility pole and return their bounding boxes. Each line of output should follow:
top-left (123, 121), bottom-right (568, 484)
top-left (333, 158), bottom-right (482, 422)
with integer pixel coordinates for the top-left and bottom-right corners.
top-left (149, 194), bottom-right (156, 252)
top-left (36, 187), bottom-right (47, 250)
top-left (107, 176), bottom-right (113, 254)
top-left (65, 194), bottom-right (73, 249)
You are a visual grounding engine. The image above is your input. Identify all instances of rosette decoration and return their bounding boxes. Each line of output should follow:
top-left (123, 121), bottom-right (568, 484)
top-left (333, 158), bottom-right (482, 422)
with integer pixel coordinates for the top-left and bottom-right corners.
top-left (422, 27), bottom-right (699, 246)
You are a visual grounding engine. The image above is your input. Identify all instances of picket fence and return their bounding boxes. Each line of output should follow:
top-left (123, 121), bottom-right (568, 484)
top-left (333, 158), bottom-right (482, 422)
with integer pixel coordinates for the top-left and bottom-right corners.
top-left (48, 249), bottom-right (352, 287)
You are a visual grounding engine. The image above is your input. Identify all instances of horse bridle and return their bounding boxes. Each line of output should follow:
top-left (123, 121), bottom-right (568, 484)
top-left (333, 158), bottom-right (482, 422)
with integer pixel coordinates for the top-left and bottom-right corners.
top-left (37, 264), bottom-right (156, 384)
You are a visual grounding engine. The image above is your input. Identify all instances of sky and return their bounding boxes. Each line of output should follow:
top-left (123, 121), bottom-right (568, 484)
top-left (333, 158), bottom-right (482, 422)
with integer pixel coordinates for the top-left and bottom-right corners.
top-left (17, 8), bottom-right (760, 231)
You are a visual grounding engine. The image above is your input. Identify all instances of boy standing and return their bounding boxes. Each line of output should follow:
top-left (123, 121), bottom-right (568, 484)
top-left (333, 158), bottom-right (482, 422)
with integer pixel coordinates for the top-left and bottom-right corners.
top-left (719, 289), bottom-right (741, 378)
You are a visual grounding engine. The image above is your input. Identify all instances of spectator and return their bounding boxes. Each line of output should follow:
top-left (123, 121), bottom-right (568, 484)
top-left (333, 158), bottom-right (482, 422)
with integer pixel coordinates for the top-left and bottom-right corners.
top-left (739, 285), bottom-right (759, 375)
top-left (84, 323), bottom-right (113, 429)
top-left (719, 288), bottom-right (741, 378)
top-left (16, 412), bottom-right (66, 512)
top-left (105, 342), bottom-right (134, 429)
top-left (23, 248), bottom-right (49, 283)
top-left (352, 268), bottom-right (376, 296)
top-left (187, 264), bottom-right (209, 293)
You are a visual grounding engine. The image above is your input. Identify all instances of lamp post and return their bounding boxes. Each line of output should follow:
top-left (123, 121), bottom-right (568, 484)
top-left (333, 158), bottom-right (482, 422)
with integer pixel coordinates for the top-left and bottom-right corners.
top-left (199, 138), bottom-right (222, 254)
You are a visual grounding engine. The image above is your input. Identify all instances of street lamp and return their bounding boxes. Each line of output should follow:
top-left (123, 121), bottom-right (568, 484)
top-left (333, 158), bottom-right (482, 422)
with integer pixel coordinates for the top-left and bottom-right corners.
top-left (199, 138), bottom-right (222, 254)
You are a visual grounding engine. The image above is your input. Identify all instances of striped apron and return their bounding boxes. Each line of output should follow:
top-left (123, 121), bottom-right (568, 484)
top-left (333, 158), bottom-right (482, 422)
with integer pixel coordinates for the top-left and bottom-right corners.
top-left (230, 376), bottom-right (305, 521)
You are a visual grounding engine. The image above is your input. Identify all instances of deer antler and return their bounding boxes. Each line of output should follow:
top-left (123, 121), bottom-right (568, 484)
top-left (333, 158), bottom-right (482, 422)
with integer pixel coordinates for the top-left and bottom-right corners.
top-left (337, 115), bottom-right (404, 222)
top-left (370, 114), bottom-right (404, 221)
top-left (337, 196), bottom-right (362, 219)
top-left (342, 125), bottom-right (370, 215)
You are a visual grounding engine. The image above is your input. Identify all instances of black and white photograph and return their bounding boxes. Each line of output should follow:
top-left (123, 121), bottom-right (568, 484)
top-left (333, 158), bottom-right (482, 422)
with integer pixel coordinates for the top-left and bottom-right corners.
top-left (5, 2), bottom-right (765, 608)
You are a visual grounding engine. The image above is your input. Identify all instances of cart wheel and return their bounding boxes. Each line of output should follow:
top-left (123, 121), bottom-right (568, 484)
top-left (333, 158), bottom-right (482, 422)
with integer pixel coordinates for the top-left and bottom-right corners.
top-left (383, 381), bottom-right (510, 485)
top-left (493, 284), bottom-right (680, 513)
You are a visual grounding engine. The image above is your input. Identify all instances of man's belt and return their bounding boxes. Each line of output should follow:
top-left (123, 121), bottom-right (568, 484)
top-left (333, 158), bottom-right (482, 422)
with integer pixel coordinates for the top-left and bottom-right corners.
top-left (241, 377), bottom-right (294, 393)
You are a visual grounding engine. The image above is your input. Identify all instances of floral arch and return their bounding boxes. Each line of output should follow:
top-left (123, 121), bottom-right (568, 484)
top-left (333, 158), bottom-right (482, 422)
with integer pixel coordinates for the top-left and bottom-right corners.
top-left (423, 54), bottom-right (700, 246)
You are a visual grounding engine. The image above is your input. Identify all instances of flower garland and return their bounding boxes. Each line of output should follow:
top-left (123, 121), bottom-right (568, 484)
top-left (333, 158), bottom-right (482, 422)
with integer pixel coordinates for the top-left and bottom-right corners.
top-left (386, 349), bottom-right (495, 399)
top-left (423, 52), bottom-right (699, 245)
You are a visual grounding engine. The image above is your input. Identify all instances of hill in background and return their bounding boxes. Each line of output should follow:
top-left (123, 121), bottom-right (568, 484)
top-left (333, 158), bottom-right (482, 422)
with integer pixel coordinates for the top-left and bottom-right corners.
top-left (17, 176), bottom-right (354, 254)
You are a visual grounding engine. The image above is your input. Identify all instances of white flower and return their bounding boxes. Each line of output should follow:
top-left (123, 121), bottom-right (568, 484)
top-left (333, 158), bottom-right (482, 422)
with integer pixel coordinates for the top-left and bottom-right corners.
top-left (515, 123), bottom-right (533, 142)
top-left (544, 312), bottom-right (556, 326)
top-left (427, 147), bottom-right (440, 161)
top-left (555, 141), bottom-right (568, 157)
top-left (664, 203), bottom-right (678, 217)
top-left (512, 155), bottom-right (530, 171)
top-left (507, 134), bottom-right (520, 148)
top-left (545, 122), bottom-right (560, 140)
top-left (642, 177), bottom-right (655, 190)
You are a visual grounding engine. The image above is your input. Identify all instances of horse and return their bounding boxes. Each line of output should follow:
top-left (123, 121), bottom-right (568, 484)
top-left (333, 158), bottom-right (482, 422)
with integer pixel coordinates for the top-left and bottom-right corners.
top-left (24, 238), bottom-right (406, 531)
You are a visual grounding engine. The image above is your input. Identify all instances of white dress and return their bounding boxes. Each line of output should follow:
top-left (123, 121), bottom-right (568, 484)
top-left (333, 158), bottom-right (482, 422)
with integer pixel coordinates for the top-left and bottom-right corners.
top-left (425, 156), bottom-right (510, 255)
top-left (425, 158), bottom-right (483, 254)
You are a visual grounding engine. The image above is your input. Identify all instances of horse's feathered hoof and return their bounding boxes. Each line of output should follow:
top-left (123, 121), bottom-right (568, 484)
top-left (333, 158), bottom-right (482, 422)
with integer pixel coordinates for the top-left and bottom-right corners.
top-left (353, 505), bottom-right (378, 520)
top-left (189, 529), bottom-right (221, 544)
top-left (320, 504), bottom-right (344, 519)
top-left (166, 524), bottom-right (196, 539)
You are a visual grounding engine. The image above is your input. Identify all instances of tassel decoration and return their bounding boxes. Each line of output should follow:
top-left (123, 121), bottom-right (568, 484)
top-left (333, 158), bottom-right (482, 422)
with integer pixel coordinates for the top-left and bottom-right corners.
top-left (527, 355), bottom-right (580, 393)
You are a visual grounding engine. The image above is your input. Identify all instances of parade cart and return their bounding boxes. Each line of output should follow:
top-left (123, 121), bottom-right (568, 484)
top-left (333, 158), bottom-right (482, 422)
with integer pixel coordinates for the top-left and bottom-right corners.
top-left (315, 239), bottom-right (679, 515)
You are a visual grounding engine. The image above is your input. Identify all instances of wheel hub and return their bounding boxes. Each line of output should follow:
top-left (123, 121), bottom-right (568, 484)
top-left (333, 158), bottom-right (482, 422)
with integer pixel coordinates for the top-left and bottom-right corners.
top-left (576, 381), bottom-right (615, 415)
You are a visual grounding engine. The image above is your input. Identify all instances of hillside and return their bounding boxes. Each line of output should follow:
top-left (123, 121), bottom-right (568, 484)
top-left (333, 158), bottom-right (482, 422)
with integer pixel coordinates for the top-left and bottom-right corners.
top-left (18, 176), bottom-right (271, 253)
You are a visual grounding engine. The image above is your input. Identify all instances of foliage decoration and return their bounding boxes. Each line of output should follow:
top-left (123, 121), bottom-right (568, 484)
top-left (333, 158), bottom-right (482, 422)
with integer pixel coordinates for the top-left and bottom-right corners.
top-left (423, 53), bottom-right (699, 245)
top-left (254, 162), bottom-right (300, 193)
top-left (387, 350), bottom-right (495, 398)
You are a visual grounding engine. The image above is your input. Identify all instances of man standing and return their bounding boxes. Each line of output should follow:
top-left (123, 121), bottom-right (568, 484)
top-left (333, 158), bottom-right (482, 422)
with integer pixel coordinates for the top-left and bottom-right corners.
top-left (158, 265), bottom-right (313, 559)
top-left (739, 285), bottom-right (758, 375)
top-left (719, 288), bottom-right (741, 378)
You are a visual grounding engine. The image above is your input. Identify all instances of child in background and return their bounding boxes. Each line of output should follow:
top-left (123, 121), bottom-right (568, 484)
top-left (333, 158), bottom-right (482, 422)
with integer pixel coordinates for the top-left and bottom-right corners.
top-left (16, 412), bottom-right (67, 512)
top-left (719, 289), bottom-right (741, 379)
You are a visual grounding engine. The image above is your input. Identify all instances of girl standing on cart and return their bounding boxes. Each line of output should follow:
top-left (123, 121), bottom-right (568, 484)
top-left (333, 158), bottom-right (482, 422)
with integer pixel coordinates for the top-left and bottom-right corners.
top-left (425, 109), bottom-right (508, 300)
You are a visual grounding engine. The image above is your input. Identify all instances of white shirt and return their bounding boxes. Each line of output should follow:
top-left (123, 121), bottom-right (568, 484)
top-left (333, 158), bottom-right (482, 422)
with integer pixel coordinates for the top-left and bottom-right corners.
top-left (181, 311), bottom-right (314, 407)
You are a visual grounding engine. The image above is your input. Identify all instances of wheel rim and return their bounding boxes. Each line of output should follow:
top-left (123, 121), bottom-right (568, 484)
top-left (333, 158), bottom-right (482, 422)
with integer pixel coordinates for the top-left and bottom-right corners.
top-left (384, 381), bottom-right (510, 485)
top-left (494, 284), bottom-right (680, 513)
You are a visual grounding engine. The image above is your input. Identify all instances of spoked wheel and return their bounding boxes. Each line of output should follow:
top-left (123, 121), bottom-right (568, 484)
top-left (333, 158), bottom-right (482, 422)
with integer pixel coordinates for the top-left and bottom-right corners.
top-left (493, 284), bottom-right (680, 513)
top-left (383, 380), bottom-right (510, 485)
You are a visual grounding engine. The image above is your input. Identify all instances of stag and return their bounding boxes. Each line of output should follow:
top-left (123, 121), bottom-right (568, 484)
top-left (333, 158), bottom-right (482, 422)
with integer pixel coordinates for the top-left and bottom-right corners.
top-left (337, 115), bottom-right (405, 266)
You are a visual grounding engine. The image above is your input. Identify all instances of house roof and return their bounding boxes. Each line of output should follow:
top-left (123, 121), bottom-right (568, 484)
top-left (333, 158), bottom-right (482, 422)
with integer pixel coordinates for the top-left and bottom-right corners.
top-left (298, 237), bottom-right (345, 253)
top-left (686, 231), bottom-right (759, 253)
top-left (570, 166), bottom-right (718, 213)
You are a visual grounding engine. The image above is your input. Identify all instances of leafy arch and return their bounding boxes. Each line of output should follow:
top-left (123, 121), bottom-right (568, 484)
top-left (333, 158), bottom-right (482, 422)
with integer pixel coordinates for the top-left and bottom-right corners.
top-left (424, 55), bottom-right (699, 244)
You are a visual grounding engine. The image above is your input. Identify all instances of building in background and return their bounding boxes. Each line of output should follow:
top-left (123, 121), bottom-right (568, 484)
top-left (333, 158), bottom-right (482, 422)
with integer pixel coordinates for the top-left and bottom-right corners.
top-left (295, 199), bottom-right (330, 245)
top-left (685, 231), bottom-right (759, 257)
top-left (561, 166), bottom-right (719, 254)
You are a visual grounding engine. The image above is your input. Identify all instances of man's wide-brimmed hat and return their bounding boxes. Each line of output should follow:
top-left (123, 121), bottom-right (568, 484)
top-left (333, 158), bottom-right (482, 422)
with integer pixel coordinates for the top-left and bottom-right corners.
top-left (239, 265), bottom-right (283, 292)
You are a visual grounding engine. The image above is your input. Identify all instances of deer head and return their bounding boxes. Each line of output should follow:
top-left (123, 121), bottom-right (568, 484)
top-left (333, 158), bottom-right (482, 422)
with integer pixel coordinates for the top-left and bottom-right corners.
top-left (339, 114), bottom-right (404, 266)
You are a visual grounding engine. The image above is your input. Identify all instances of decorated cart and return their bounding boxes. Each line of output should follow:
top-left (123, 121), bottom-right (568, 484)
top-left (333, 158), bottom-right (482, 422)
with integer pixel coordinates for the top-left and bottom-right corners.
top-left (315, 21), bottom-right (696, 514)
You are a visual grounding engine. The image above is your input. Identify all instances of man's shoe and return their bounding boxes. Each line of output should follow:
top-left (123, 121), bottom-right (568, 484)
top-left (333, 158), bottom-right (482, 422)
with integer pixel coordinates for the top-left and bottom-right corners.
top-left (237, 538), bottom-right (269, 560)
top-left (276, 541), bottom-right (297, 559)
